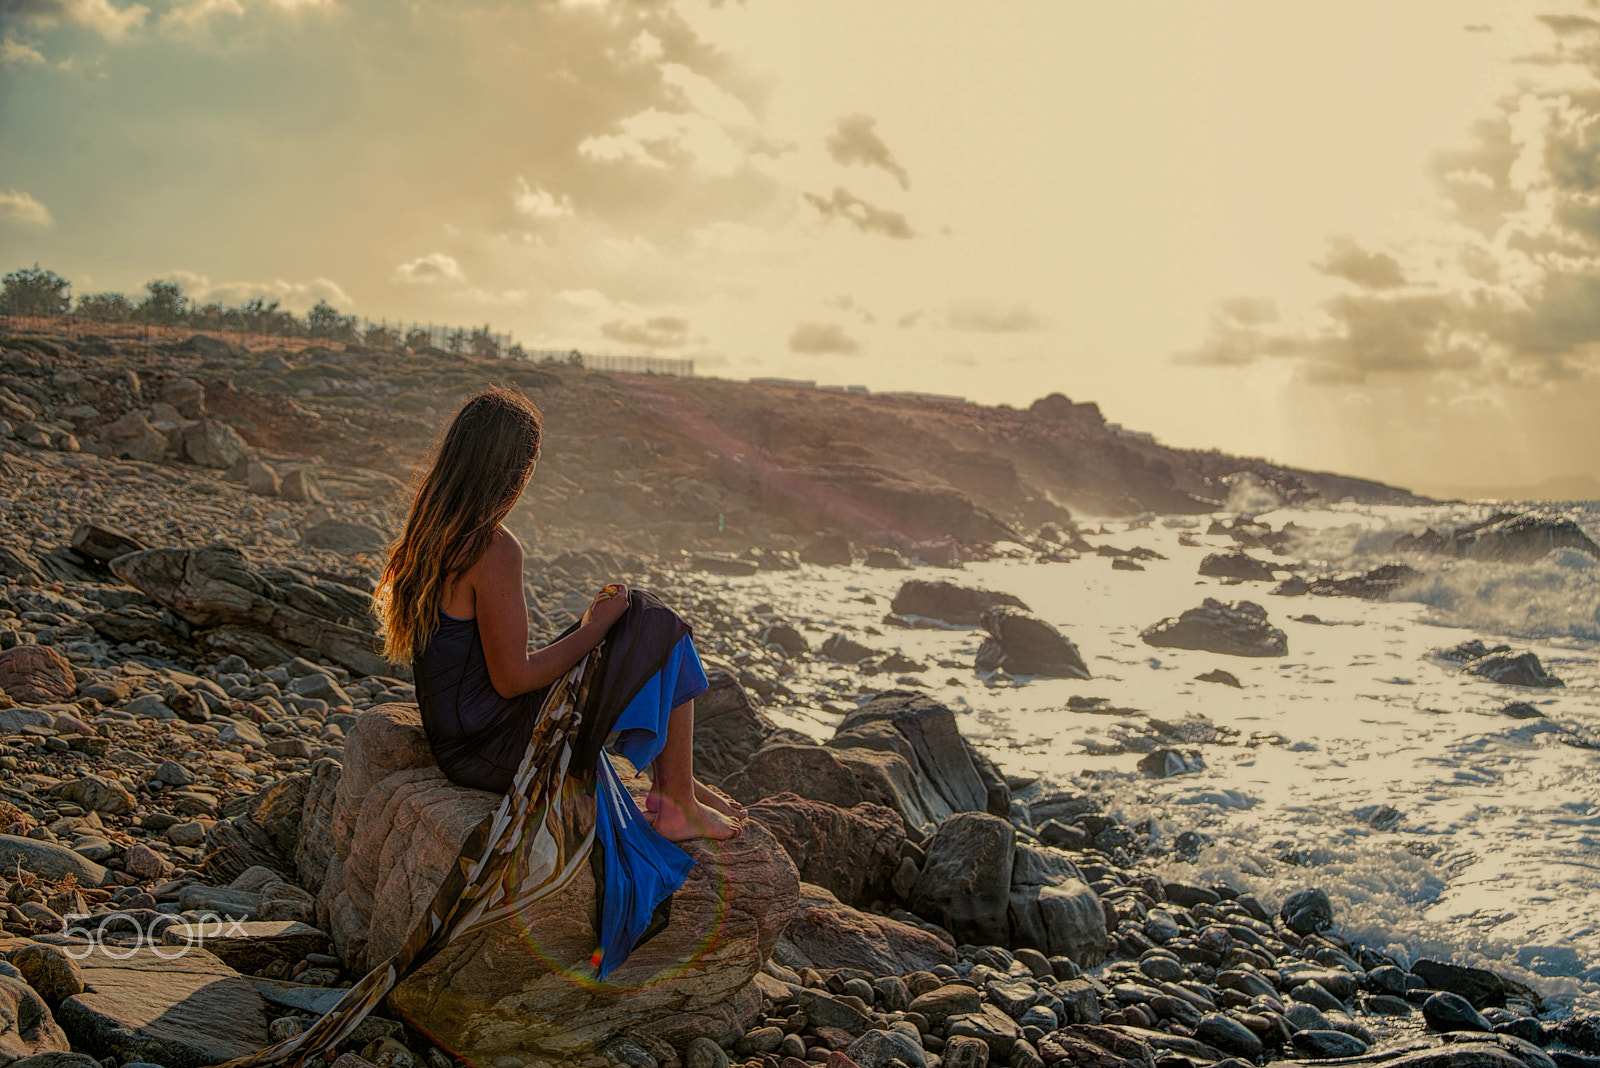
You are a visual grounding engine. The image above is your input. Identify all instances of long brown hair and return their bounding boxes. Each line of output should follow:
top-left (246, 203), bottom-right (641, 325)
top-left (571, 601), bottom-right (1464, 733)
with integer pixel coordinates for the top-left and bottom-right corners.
top-left (374, 385), bottom-right (543, 663)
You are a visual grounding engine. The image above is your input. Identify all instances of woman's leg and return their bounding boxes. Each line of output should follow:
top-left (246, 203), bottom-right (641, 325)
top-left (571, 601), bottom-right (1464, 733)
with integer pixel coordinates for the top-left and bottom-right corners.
top-left (645, 699), bottom-right (741, 841)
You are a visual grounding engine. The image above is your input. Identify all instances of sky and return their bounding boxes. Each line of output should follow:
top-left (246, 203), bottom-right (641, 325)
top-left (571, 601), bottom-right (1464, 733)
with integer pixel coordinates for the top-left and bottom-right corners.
top-left (3, 0), bottom-right (1600, 496)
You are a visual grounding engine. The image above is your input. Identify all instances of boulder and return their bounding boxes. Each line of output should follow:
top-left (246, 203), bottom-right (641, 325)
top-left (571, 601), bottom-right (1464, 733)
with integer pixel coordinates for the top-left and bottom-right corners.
top-left (863, 549), bottom-right (910, 570)
top-left (0, 976), bottom-right (69, 1064)
top-left (1279, 887), bottom-right (1333, 935)
top-left (1007, 845), bottom-right (1105, 967)
top-left (747, 794), bottom-right (905, 908)
top-left (974, 608), bottom-right (1090, 679)
top-left (831, 693), bottom-right (1011, 820)
top-left (890, 581), bottom-right (1029, 626)
top-left (910, 813), bottom-right (1015, 946)
top-left (299, 521), bottom-right (388, 556)
top-left (760, 623), bottom-right (808, 657)
top-left (1139, 599), bottom-right (1287, 657)
top-left (723, 744), bottom-right (939, 830)
top-left (0, 646), bottom-right (74, 704)
top-left (1198, 553), bottom-right (1277, 581)
top-left (54, 948), bottom-right (269, 1067)
top-left (775, 883), bottom-right (955, 975)
top-left (820, 634), bottom-right (877, 662)
top-left (306, 703), bottom-right (800, 1061)
top-left (159, 376), bottom-right (206, 419)
top-left (111, 544), bottom-right (387, 677)
top-left (279, 468), bottom-right (324, 503)
top-left (68, 524), bottom-right (146, 565)
top-left (99, 410), bottom-right (169, 462)
top-left (182, 418), bottom-right (250, 469)
top-left (0, 835), bottom-right (110, 887)
top-left (692, 665), bottom-right (775, 782)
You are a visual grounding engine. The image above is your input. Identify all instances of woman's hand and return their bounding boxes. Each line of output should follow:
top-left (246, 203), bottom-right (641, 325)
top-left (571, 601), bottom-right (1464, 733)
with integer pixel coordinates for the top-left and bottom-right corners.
top-left (587, 583), bottom-right (629, 630)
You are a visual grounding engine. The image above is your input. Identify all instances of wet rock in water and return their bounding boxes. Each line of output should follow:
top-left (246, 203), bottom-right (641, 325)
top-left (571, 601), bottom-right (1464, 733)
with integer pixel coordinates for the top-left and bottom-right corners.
top-left (1198, 552), bottom-right (1278, 581)
top-left (799, 535), bottom-right (854, 566)
top-left (1411, 959), bottom-right (1528, 1010)
top-left (1280, 887), bottom-right (1334, 935)
top-left (1292, 1029), bottom-right (1369, 1057)
top-left (0, 644), bottom-right (75, 703)
top-left (1194, 668), bottom-right (1242, 688)
top-left (747, 794), bottom-right (904, 908)
top-left (1136, 748), bottom-right (1205, 778)
top-left (1110, 558), bottom-right (1143, 571)
top-left (1424, 992), bottom-right (1492, 1033)
top-left (692, 664), bottom-right (775, 781)
top-left (691, 551), bottom-right (760, 576)
top-left (1304, 562), bottom-right (1419, 599)
top-left (910, 813), bottom-right (1015, 946)
top-left (1397, 511), bottom-right (1600, 563)
top-left (300, 520), bottom-right (388, 556)
top-left (864, 548), bottom-right (911, 570)
top-left (1467, 652), bottom-right (1564, 689)
top-left (890, 581), bottom-right (1029, 626)
top-left (1502, 702), bottom-right (1545, 719)
top-left (1140, 598), bottom-right (1287, 658)
top-left (0, 976), bottom-right (71, 1062)
top-left (974, 608), bottom-right (1090, 679)
top-left (821, 633), bottom-right (878, 662)
top-left (312, 703), bottom-right (799, 1060)
top-left (54, 947), bottom-right (270, 1065)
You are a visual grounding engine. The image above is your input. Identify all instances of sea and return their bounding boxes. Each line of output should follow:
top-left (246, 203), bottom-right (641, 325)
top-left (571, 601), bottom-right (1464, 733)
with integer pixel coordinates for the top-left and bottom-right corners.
top-left (706, 499), bottom-right (1600, 1019)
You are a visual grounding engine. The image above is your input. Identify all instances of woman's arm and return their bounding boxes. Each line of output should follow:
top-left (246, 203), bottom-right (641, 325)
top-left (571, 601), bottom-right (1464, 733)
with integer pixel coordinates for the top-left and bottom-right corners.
top-left (472, 531), bottom-right (626, 698)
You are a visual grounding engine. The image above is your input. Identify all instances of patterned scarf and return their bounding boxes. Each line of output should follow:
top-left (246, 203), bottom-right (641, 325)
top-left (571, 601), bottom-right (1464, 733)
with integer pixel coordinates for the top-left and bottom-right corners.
top-left (216, 586), bottom-right (624, 1068)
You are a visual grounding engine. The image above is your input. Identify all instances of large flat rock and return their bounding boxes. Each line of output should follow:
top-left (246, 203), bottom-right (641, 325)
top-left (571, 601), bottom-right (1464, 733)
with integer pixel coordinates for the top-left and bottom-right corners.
top-left (54, 947), bottom-right (270, 1068)
top-left (307, 703), bottom-right (801, 1060)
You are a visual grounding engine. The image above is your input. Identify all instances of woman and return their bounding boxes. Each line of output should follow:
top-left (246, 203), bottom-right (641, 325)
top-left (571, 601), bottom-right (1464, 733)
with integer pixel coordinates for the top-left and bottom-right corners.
top-left (374, 385), bottom-right (740, 842)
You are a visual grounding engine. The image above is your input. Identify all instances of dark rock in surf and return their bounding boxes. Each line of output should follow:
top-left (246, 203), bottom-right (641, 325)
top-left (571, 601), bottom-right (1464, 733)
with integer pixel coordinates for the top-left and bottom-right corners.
top-left (1198, 552), bottom-right (1277, 581)
top-left (974, 608), bottom-right (1090, 679)
top-left (1305, 562), bottom-right (1420, 599)
top-left (1279, 887), bottom-right (1333, 935)
top-left (1396, 511), bottom-right (1600, 563)
top-left (1140, 599), bottom-right (1287, 658)
top-left (890, 581), bottom-right (1028, 625)
top-left (1467, 652), bottom-right (1564, 689)
top-left (1194, 669), bottom-right (1242, 688)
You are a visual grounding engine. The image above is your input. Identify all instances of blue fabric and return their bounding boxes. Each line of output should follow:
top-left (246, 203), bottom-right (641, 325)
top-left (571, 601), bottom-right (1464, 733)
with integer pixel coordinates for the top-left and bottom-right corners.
top-left (592, 632), bottom-right (706, 979)
top-left (609, 633), bottom-right (709, 770)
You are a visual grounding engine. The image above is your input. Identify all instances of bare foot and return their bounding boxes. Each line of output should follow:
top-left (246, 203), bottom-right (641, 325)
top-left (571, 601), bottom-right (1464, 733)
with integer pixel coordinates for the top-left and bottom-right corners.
top-left (695, 780), bottom-right (744, 817)
top-left (647, 793), bottom-right (742, 842)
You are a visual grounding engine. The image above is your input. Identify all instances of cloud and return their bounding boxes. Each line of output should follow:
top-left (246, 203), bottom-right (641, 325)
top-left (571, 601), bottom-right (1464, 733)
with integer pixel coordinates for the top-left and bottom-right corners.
top-left (393, 252), bottom-right (465, 285)
top-left (0, 189), bottom-right (52, 225)
top-left (513, 177), bottom-right (573, 219)
top-left (1180, 20), bottom-right (1600, 388)
top-left (945, 302), bottom-right (1042, 333)
top-left (803, 187), bottom-right (914, 239)
top-left (788, 321), bottom-right (859, 355)
top-left (826, 114), bottom-right (909, 189)
top-left (578, 60), bottom-right (779, 176)
top-left (1313, 236), bottom-right (1407, 289)
top-left (1, 0), bottom-right (148, 39)
top-left (159, 0), bottom-right (332, 28)
top-left (601, 315), bottom-right (690, 348)
top-left (0, 30), bottom-right (44, 62)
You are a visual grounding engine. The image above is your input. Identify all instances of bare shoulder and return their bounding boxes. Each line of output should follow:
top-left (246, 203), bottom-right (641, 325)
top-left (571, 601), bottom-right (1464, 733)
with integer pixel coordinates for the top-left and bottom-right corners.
top-left (481, 527), bottom-right (523, 571)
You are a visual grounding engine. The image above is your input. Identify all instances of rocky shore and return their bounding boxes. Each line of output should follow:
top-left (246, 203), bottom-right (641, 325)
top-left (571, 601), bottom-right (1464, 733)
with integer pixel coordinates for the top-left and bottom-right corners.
top-left (0, 328), bottom-right (1595, 1068)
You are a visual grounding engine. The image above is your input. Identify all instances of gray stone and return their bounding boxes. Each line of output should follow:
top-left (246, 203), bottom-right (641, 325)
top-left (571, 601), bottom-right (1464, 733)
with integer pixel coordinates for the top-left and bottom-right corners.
top-left (1425, 992), bottom-right (1492, 1033)
top-left (54, 948), bottom-right (270, 1067)
top-left (0, 976), bottom-right (71, 1064)
top-left (846, 1029), bottom-right (928, 1068)
top-left (182, 419), bottom-right (250, 469)
top-left (289, 672), bottom-right (351, 707)
top-left (1280, 886), bottom-right (1333, 935)
top-left (940, 1035), bottom-right (990, 1068)
top-left (946, 1006), bottom-right (1021, 1060)
top-left (910, 813), bottom-right (1015, 946)
top-left (1195, 1013), bottom-right (1263, 1058)
top-left (685, 1037), bottom-right (730, 1068)
top-left (1292, 1029), bottom-right (1369, 1057)
top-left (0, 835), bottom-right (111, 887)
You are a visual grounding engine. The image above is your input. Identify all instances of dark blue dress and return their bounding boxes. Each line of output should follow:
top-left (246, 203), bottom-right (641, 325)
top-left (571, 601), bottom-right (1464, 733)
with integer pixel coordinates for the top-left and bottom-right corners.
top-left (415, 597), bottom-right (708, 978)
